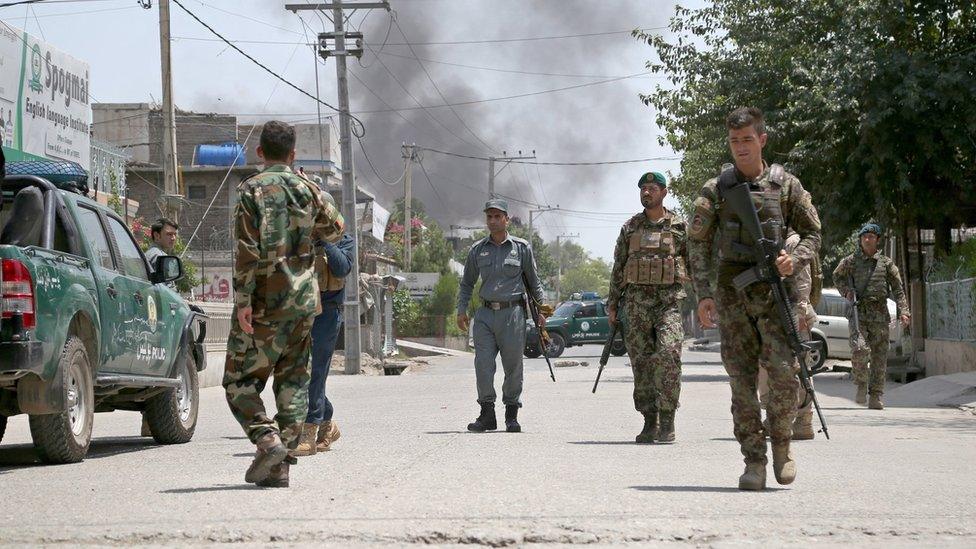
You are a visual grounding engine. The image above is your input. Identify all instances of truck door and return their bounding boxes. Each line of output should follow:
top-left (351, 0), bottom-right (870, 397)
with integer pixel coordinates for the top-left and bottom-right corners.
top-left (74, 206), bottom-right (131, 374)
top-left (574, 302), bottom-right (604, 343)
top-left (104, 215), bottom-right (169, 376)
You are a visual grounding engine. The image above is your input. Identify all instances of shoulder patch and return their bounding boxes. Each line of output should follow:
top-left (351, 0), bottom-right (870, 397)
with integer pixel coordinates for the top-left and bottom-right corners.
top-left (770, 164), bottom-right (786, 185)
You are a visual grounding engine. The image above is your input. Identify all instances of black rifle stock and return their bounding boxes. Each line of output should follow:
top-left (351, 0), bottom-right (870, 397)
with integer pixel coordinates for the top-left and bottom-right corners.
top-left (720, 168), bottom-right (829, 439)
top-left (593, 320), bottom-right (624, 393)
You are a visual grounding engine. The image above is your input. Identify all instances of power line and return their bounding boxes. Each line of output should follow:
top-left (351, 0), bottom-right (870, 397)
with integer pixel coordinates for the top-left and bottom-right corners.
top-left (375, 50), bottom-right (666, 80)
top-left (391, 14), bottom-right (497, 153)
top-left (421, 147), bottom-right (680, 166)
top-left (416, 157), bottom-right (447, 209)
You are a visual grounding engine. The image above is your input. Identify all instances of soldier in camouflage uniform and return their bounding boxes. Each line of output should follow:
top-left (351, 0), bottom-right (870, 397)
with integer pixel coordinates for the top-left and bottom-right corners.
top-left (224, 121), bottom-right (345, 487)
top-left (833, 223), bottom-right (910, 410)
top-left (607, 171), bottom-right (688, 444)
top-left (689, 107), bottom-right (821, 490)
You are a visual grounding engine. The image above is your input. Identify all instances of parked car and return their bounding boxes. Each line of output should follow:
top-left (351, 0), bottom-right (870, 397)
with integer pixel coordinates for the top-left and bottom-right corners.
top-left (525, 299), bottom-right (626, 358)
top-left (0, 163), bottom-right (207, 463)
top-left (809, 288), bottom-right (904, 369)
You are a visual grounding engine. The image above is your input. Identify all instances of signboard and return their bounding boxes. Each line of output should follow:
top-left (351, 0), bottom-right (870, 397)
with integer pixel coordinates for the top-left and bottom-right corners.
top-left (0, 22), bottom-right (91, 171)
top-left (354, 200), bottom-right (392, 242)
top-left (392, 272), bottom-right (440, 299)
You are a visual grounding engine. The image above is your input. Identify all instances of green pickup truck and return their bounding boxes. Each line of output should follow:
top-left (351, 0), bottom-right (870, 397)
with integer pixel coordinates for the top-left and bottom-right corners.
top-left (0, 163), bottom-right (206, 463)
top-left (525, 299), bottom-right (627, 359)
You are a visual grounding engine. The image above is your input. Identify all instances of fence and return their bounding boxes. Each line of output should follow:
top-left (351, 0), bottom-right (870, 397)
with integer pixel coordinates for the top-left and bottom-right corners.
top-left (926, 277), bottom-right (976, 341)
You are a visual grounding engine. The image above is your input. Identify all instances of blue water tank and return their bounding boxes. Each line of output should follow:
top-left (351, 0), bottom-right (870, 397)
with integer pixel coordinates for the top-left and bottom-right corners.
top-left (194, 142), bottom-right (245, 166)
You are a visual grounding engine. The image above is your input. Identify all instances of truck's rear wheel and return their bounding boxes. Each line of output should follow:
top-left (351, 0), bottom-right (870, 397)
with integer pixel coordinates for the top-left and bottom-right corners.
top-left (28, 336), bottom-right (94, 463)
top-left (145, 353), bottom-right (198, 444)
top-left (547, 333), bottom-right (566, 358)
top-left (610, 338), bottom-right (627, 357)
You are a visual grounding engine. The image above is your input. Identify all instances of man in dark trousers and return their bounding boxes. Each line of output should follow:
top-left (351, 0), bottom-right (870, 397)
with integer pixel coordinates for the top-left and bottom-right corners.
top-left (294, 233), bottom-right (354, 456)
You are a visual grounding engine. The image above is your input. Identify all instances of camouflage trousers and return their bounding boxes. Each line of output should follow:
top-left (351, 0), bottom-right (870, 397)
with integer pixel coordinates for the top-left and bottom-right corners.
top-left (759, 303), bottom-right (816, 426)
top-left (717, 279), bottom-right (799, 465)
top-left (624, 296), bottom-right (683, 414)
top-left (851, 320), bottom-right (890, 395)
top-left (224, 313), bottom-right (314, 449)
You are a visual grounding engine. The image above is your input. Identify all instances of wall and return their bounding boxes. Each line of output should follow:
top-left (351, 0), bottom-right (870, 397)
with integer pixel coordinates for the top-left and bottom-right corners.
top-left (922, 340), bottom-right (976, 376)
top-left (92, 103), bottom-right (151, 163)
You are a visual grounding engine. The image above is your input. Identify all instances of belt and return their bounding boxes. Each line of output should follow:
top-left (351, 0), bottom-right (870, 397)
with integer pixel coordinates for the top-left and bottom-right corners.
top-left (483, 299), bottom-right (523, 311)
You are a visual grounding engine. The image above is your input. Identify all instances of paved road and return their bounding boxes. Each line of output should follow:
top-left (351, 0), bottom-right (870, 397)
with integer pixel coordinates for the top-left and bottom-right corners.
top-left (1, 346), bottom-right (974, 547)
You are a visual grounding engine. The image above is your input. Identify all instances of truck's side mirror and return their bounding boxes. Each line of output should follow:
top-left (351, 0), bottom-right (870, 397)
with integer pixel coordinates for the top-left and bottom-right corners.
top-left (152, 255), bottom-right (184, 284)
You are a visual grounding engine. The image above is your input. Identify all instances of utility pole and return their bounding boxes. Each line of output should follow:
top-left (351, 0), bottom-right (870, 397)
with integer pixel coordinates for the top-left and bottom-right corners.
top-left (555, 233), bottom-right (579, 301)
top-left (487, 150), bottom-right (536, 198)
top-left (401, 143), bottom-right (417, 271)
top-left (528, 206), bottom-right (559, 238)
top-left (288, 0), bottom-right (389, 375)
top-left (158, 0), bottom-right (181, 222)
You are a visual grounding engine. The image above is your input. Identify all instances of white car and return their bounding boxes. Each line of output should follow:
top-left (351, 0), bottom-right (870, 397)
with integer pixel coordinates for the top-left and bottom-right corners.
top-left (809, 288), bottom-right (905, 366)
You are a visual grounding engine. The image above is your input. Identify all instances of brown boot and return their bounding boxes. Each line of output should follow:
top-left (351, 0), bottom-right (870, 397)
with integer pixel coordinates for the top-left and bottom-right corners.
top-left (245, 432), bottom-right (288, 484)
top-left (738, 461), bottom-right (766, 491)
top-left (256, 461), bottom-right (289, 488)
top-left (772, 442), bottom-right (796, 485)
top-left (868, 394), bottom-right (885, 410)
top-left (292, 423), bottom-right (319, 457)
top-left (791, 413), bottom-right (815, 441)
top-left (855, 384), bottom-right (868, 405)
top-left (316, 420), bottom-right (341, 452)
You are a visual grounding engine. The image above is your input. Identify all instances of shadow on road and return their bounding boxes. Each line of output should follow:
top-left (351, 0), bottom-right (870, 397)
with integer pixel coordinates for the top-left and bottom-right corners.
top-left (161, 484), bottom-right (264, 494)
top-left (569, 440), bottom-right (645, 445)
top-left (0, 436), bottom-right (159, 470)
top-left (630, 485), bottom-right (788, 493)
top-left (593, 373), bottom-right (729, 384)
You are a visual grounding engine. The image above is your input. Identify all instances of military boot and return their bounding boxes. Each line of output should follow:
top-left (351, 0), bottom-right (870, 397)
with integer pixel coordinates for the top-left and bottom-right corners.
top-left (467, 402), bottom-right (497, 432)
top-left (791, 413), bottom-right (815, 441)
top-left (256, 461), bottom-right (290, 488)
top-left (771, 442), bottom-right (796, 485)
top-left (738, 462), bottom-right (766, 491)
top-left (245, 431), bottom-right (289, 484)
top-left (505, 405), bottom-right (521, 433)
top-left (656, 411), bottom-right (676, 444)
top-left (855, 384), bottom-right (868, 405)
top-left (292, 423), bottom-right (318, 457)
top-left (868, 394), bottom-right (885, 410)
top-left (316, 420), bottom-right (341, 452)
top-left (635, 412), bottom-right (658, 443)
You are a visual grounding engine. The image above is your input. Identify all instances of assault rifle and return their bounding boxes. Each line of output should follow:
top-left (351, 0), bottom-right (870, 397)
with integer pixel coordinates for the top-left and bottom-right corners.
top-left (719, 166), bottom-right (829, 439)
top-left (523, 275), bottom-right (555, 382)
top-left (592, 319), bottom-right (625, 393)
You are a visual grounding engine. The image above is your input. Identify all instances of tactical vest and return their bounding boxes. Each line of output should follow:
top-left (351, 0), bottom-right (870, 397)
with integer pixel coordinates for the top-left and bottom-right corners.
top-left (315, 253), bottom-right (347, 292)
top-left (854, 255), bottom-right (889, 302)
top-left (624, 218), bottom-right (686, 285)
top-left (717, 164), bottom-right (787, 263)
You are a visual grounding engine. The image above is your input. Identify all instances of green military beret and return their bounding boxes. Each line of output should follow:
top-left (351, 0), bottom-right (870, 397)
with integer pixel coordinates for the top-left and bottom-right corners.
top-left (484, 198), bottom-right (509, 214)
top-left (858, 223), bottom-right (882, 237)
top-left (638, 171), bottom-right (667, 188)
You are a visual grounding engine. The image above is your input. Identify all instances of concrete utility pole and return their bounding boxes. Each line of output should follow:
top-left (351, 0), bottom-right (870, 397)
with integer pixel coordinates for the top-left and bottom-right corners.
top-left (288, 0), bottom-right (390, 374)
top-left (528, 206), bottom-right (558, 238)
top-left (555, 233), bottom-right (580, 301)
top-left (158, 0), bottom-right (181, 221)
top-left (487, 150), bottom-right (536, 198)
top-left (401, 143), bottom-right (417, 271)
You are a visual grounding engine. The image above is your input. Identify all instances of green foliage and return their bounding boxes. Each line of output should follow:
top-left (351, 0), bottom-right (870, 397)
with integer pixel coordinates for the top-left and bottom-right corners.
top-left (426, 272), bottom-right (459, 316)
top-left (637, 0), bottom-right (976, 253)
top-left (559, 258), bottom-right (612, 301)
top-left (928, 238), bottom-right (976, 282)
top-left (821, 233), bottom-right (859, 288)
top-left (107, 172), bottom-right (124, 217)
top-left (392, 289), bottom-right (423, 336)
top-left (386, 198), bottom-right (453, 274)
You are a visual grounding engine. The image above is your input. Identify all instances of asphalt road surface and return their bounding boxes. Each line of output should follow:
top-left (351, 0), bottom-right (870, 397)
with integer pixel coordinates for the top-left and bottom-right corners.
top-left (1, 345), bottom-right (974, 547)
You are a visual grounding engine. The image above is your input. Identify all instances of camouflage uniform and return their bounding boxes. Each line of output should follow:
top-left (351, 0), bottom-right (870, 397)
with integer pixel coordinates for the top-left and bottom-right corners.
top-left (688, 164), bottom-right (821, 465)
top-left (833, 249), bottom-right (908, 396)
top-left (224, 164), bottom-right (344, 449)
top-left (758, 233), bottom-right (817, 435)
top-left (608, 209), bottom-right (688, 418)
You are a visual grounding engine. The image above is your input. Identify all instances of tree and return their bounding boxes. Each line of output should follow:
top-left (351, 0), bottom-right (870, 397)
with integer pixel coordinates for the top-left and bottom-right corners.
top-left (638, 0), bottom-right (976, 257)
top-left (386, 198), bottom-right (453, 274)
top-left (559, 258), bottom-right (612, 301)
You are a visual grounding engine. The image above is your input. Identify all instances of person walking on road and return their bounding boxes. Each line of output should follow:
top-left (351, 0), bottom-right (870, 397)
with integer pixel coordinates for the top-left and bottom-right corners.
top-left (457, 199), bottom-right (547, 434)
top-left (833, 223), bottom-right (910, 410)
top-left (607, 171), bottom-right (689, 444)
top-left (294, 233), bottom-right (354, 456)
top-left (223, 121), bottom-right (344, 488)
top-left (688, 107), bottom-right (822, 490)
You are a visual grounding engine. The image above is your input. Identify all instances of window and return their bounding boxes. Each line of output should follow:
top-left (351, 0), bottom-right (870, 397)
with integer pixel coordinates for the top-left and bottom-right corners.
top-left (554, 302), bottom-right (579, 317)
top-left (578, 304), bottom-right (599, 317)
top-left (815, 295), bottom-right (848, 318)
top-left (187, 184), bottom-right (207, 200)
top-left (106, 216), bottom-right (149, 281)
top-left (75, 207), bottom-right (114, 270)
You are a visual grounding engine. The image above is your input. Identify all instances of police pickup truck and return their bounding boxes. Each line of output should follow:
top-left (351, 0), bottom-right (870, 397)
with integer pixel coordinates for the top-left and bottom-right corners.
top-left (525, 299), bottom-right (627, 359)
top-left (0, 162), bottom-right (206, 463)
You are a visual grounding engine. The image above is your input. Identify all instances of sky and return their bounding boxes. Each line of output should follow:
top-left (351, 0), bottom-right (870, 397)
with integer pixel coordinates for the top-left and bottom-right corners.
top-left (1, 0), bottom-right (691, 262)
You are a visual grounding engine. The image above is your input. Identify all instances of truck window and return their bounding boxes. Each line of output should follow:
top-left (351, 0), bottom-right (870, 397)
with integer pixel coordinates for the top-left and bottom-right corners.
top-left (76, 206), bottom-right (115, 270)
top-left (579, 304), bottom-right (598, 317)
top-left (106, 216), bottom-right (149, 281)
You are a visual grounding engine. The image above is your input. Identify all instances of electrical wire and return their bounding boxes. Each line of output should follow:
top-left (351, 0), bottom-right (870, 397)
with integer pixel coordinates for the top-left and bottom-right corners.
top-left (421, 146), bottom-right (680, 166)
top-left (375, 50), bottom-right (666, 80)
top-left (416, 156), bottom-right (447, 209)
top-left (355, 134), bottom-right (408, 187)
